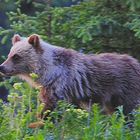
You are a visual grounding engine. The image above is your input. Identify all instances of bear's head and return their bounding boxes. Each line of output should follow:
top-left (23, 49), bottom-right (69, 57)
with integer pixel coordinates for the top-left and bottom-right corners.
top-left (0, 34), bottom-right (45, 87)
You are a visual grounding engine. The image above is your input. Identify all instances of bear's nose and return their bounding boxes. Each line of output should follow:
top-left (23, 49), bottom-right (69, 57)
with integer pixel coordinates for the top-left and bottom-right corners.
top-left (0, 65), bottom-right (5, 74)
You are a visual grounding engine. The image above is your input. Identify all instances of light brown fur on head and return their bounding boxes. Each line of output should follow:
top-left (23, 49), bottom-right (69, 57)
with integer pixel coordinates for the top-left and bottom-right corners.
top-left (0, 34), bottom-right (58, 91)
top-left (0, 34), bottom-right (43, 78)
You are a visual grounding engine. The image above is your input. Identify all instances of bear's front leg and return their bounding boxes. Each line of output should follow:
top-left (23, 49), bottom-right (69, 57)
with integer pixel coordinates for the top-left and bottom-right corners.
top-left (28, 87), bottom-right (58, 128)
top-left (39, 87), bottom-right (58, 119)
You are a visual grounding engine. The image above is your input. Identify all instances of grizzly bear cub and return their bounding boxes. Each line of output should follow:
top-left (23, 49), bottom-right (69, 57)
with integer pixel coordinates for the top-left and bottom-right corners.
top-left (0, 34), bottom-right (140, 117)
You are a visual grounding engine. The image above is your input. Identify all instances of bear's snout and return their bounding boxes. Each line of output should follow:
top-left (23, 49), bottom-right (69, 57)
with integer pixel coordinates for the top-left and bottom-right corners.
top-left (0, 63), bottom-right (15, 76)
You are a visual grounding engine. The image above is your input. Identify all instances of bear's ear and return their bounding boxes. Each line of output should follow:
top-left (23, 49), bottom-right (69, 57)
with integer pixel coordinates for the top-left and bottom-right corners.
top-left (28, 34), bottom-right (43, 52)
top-left (28, 34), bottom-right (40, 48)
top-left (12, 34), bottom-right (21, 45)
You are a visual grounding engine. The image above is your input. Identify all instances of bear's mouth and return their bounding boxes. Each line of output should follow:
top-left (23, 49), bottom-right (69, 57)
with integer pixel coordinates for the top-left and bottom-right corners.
top-left (0, 72), bottom-right (12, 79)
top-left (0, 73), bottom-right (13, 78)
top-left (0, 71), bottom-right (5, 76)
top-left (0, 70), bottom-right (18, 77)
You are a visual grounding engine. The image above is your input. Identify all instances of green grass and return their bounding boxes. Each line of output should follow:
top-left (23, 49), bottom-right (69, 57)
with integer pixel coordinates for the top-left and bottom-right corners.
top-left (0, 77), bottom-right (140, 140)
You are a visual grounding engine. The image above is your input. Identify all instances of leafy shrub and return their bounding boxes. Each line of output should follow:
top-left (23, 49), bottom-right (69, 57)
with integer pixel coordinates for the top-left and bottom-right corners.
top-left (2, 0), bottom-right (140, 58)
top-left (0, 78), bottom-right (140, 140)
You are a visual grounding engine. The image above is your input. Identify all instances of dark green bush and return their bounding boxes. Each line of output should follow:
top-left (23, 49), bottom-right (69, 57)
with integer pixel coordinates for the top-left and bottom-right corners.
top-left (0, 78), bottom-right (140, 140)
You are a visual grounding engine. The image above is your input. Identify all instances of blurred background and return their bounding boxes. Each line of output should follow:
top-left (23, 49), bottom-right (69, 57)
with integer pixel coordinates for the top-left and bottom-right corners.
top-left (1, 0), bottom-right (140, 100)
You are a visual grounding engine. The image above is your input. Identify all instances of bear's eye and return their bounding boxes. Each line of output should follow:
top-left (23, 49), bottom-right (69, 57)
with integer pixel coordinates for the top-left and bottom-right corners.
top-left (12, 54), bottom-right (21, 62)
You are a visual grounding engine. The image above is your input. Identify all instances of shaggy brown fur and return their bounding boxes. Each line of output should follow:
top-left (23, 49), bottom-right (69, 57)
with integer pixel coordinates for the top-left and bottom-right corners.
top-left (0, 34), bottom-right (140, 118)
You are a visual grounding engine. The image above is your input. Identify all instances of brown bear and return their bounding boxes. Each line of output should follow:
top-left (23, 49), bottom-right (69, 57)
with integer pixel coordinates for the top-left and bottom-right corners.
top-left (0, 34), bottom-right (140, 118)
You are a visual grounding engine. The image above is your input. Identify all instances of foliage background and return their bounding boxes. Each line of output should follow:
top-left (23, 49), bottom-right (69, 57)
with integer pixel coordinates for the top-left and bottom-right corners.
top-left (0, 0), bottom-right (140, 139)
top-left (1, 0), bottom-right (140, 58)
